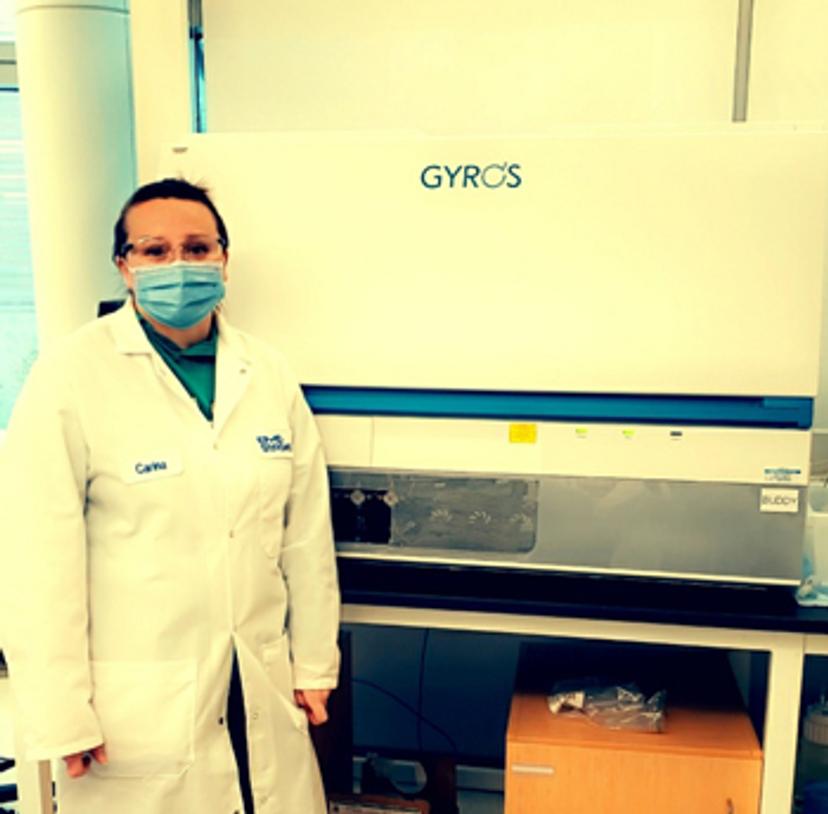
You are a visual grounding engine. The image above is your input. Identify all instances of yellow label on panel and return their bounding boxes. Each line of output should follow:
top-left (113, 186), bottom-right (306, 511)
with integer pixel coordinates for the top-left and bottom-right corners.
top-left (509, 423), bottom-right (538, 444)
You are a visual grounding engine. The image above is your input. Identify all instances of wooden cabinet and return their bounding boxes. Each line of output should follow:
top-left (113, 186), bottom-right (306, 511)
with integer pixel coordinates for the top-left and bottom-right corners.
top-left (505, 644), bottom-right (762, 814)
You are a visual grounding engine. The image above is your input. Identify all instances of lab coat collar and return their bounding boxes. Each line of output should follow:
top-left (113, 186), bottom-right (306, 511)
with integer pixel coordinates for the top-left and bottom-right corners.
top-left (111, 300), bottom-right (251, 436)
top-left (109, 301), bottom-right (252, 367)
top-left (109, 300), bottom-right (154, 355)
top-left (109, 300), bottom-right (253, 434)
top-left (214, 309), bottom-right (253, 366)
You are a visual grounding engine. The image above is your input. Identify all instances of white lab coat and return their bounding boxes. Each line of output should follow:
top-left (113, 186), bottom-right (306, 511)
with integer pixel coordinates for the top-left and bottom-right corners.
top-left (0, 303), bottom-right (340, 814)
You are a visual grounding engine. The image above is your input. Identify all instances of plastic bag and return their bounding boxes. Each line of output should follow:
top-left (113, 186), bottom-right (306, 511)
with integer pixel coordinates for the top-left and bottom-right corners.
top-left (547, 679), bottom-right (666, 733)
top-left (797, 481), bottom-right (828, 607)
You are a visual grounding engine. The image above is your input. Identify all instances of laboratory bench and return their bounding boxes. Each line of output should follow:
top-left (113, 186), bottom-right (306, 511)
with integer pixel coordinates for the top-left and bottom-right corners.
top-left (339, 559), bottom-right (828, 814)
top-left (6, 562), bottom-right (828, 813)
top-left (338, 559), bottom-right (828, 634)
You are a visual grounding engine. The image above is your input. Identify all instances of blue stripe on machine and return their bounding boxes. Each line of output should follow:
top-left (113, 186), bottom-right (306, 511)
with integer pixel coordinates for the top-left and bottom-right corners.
top-left (300, 387), bottom-right (813, 429)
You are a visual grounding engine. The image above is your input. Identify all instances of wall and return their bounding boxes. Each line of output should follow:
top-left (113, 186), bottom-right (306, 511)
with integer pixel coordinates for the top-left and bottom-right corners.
top-left (201, 0), bottom-right (738, 132)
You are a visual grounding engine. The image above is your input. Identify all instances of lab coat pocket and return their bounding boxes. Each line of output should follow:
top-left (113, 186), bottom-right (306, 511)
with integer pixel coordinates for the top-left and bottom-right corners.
top-left (90, 659), bottom-right (196, 778)
top-left (261, 634), bottom-right (308, 732)
top-left (257, 438), bottom-right (293, 558)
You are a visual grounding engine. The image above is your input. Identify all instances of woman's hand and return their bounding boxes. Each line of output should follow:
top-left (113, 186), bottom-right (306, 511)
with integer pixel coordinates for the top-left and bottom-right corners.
top-left (62, 744), bottom-right (108, 778)
top-left (293, 688), bottom-right (331, 725)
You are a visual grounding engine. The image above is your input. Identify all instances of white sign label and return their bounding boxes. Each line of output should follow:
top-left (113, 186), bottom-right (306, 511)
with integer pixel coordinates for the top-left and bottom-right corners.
top-left (760, 488), bottom-right (800, 514)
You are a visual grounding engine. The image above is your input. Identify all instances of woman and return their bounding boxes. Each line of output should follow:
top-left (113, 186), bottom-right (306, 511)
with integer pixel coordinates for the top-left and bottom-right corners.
top-left (0, 179), bottom-right (341, 814)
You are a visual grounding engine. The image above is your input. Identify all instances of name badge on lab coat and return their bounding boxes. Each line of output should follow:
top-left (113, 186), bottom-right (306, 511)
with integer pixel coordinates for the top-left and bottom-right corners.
top-left (123, 452), bottom-right (184, 484)
top-left (255, 432), bottom-right (293, 458)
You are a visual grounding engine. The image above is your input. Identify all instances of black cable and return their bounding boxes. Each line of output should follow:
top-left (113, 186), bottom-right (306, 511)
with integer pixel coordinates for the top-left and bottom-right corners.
top-left (416, 629), bottom-right (430, 753)
top-left (353, 677), bottom-right (459, 755)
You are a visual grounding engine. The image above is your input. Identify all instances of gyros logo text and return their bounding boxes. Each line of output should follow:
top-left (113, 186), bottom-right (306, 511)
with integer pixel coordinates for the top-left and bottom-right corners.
top-left (420, 163), bottom-right (522, 189)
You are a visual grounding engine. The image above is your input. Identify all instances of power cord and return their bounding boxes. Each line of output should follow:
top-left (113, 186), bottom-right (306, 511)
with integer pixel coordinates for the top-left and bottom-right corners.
top-left (353, 677), bottom-right (459, 755)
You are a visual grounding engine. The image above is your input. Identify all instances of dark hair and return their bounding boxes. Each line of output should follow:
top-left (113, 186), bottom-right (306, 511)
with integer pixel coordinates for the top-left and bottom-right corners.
top-left (112, 178), bottom-right (229, 260)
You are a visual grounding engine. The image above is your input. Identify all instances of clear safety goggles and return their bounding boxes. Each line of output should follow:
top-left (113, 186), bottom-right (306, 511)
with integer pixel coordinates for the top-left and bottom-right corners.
top-left (123, 235), bottom-right (226, 267)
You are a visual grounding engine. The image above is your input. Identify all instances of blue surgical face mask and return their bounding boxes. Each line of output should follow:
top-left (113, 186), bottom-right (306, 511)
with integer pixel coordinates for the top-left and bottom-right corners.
top-left (132, 262), bottom-right (225, 329)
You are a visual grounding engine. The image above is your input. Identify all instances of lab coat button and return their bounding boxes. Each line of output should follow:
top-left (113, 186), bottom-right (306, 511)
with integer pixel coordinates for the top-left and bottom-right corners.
top-left (229, 530), bottom-right (235, 539)
top-left (251, 710), bottom-right (260, 721)
top-left (218, 716), bottom-right (225, 726)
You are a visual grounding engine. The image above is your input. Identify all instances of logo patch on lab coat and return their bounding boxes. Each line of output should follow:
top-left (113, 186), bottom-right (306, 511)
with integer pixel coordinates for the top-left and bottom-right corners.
top-left (123, 452), bottom-right (183, 484)
top-left (256, 433), bottom-right (293, 457)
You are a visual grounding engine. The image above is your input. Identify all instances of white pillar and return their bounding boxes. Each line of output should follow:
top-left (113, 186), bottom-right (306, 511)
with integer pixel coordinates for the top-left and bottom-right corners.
top-left (14, 0), bottom-right (135, 347)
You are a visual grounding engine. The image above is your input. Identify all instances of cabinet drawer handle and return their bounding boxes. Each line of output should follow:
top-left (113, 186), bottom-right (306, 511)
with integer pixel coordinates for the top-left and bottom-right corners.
top-left (511, 764), bottom-right (555, 776)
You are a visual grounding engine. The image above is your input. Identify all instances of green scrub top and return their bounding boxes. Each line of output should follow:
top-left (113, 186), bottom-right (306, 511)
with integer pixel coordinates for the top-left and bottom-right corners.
top-left (138, 314), bottom-right (217, 421)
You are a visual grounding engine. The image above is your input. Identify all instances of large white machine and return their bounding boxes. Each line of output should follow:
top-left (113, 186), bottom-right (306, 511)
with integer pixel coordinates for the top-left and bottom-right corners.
top-left (162, 126), bottom-right (828, 585)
